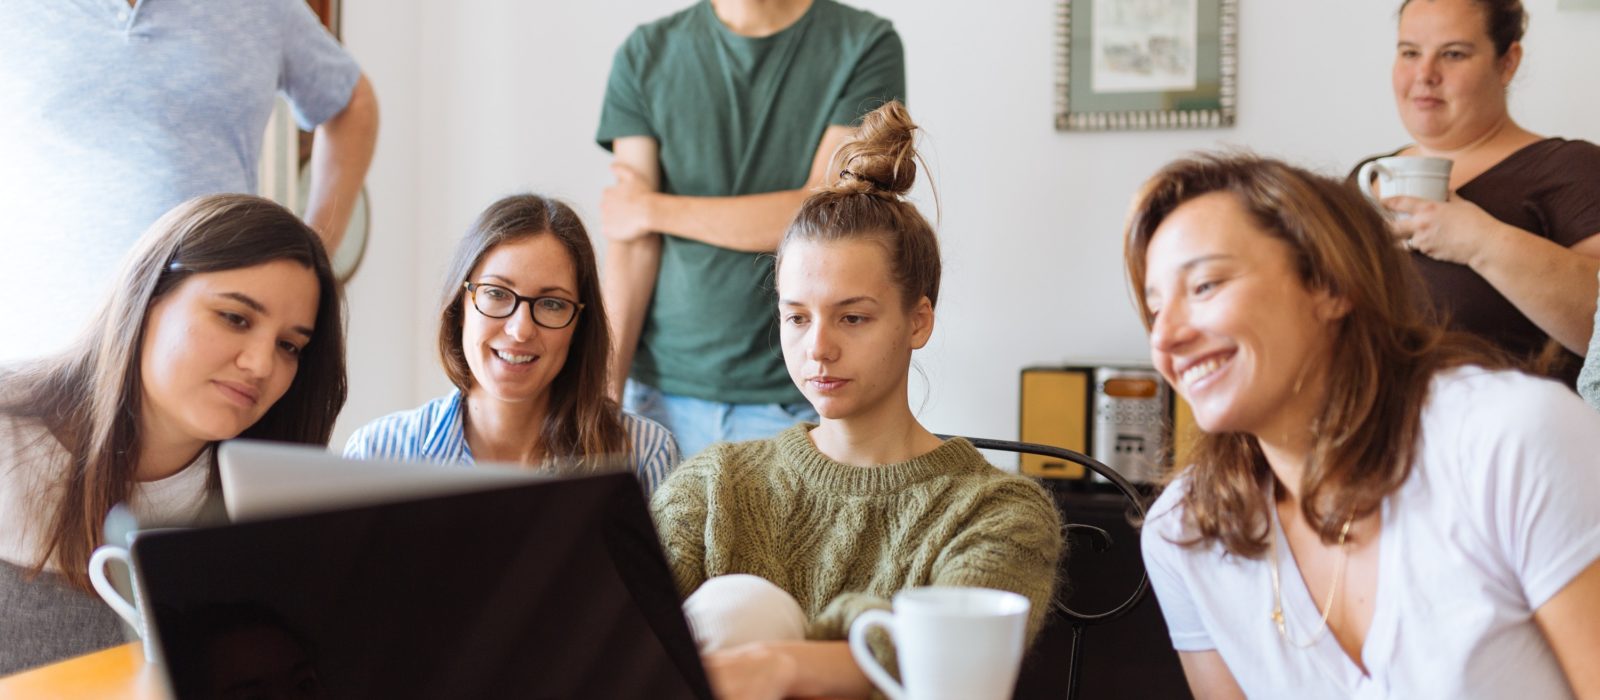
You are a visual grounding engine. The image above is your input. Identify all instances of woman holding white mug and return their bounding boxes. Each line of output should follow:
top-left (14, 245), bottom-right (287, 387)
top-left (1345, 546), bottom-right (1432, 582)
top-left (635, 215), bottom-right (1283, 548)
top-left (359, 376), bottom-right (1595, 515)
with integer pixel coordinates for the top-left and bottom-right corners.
top-left (0, 195), bottom-right (346, 674)
top-left (1353, 0), bottom-right (1600, 384)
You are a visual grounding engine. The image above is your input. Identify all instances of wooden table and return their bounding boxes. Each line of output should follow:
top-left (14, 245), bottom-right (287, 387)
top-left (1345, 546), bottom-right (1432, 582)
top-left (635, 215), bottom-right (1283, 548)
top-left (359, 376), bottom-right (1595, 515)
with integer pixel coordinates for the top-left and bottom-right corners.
top-left (0, 643), bottom-right (166, 699)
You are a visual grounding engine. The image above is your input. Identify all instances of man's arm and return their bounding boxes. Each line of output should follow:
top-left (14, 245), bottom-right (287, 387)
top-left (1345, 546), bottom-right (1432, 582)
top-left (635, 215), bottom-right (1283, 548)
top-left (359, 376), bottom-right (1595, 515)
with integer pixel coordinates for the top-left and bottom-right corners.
top-left (603, 125), bottom-right (856, 254)
top-left (602, 136), bottom-right (665, 401)
top-left (303, 74), bottom-right (379, 256)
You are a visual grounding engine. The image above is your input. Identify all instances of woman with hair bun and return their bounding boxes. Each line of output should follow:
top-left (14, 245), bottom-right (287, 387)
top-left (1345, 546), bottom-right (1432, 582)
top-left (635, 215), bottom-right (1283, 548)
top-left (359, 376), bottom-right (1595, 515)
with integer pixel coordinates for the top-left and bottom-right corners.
top-left (649, 101), bottom-right (1062, 698)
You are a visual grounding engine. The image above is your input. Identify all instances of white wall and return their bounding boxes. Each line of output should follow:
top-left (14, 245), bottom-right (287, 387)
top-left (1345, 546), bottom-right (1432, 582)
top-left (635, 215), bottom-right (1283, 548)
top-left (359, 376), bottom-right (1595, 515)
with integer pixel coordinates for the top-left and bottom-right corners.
top-left (335, 1), bottom-right (424, 449)
top-left (333, 0), bottom-right (1600, 460)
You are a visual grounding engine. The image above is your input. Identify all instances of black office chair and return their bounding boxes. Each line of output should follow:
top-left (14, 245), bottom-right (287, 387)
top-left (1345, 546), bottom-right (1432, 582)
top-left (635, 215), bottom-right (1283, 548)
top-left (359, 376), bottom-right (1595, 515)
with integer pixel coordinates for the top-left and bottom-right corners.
top-left (939, 436), bottom-right (1159, 700)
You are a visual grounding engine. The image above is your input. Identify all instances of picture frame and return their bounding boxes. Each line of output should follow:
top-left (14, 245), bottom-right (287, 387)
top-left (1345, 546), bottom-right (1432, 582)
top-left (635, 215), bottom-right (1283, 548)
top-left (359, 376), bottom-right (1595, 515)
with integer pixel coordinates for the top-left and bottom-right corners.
top-left (1055, 0), bottom-right (1238, 131)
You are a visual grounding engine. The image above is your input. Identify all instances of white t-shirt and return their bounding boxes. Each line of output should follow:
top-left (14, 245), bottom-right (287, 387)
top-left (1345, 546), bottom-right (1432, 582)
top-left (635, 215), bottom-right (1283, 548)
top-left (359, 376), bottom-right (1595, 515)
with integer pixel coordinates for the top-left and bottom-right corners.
top-left (0, 409), bottom-right (210, 570)
top-left (1142, 367), bottom-right (1600, 699)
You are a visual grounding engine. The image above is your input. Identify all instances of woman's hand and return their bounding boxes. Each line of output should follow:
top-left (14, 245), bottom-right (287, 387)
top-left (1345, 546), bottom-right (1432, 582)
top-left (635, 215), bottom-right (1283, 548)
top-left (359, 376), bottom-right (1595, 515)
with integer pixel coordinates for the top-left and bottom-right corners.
top-left (1383, 195), bottom-right (1514, 268)
top-left (702, 642), bottom-right (799, 700)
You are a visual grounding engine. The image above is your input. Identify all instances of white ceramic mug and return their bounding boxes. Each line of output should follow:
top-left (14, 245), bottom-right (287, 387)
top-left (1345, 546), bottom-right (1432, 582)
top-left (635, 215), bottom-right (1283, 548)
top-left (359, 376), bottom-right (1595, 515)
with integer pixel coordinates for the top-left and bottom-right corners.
top-left (1357, 155), bottom-right (1453, 207)
top-left (89, 541), bottom-right (162, 664)
top-left (848, 587), bottom-right (1031, 700)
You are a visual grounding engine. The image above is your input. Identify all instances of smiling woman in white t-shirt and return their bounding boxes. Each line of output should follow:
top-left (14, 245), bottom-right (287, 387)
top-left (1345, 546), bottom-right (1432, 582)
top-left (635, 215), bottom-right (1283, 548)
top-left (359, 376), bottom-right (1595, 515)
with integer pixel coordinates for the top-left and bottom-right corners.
top-left (1123, 153), bottom-right (1600, 698)
top-left (0, 194), bottom-right (347, 674)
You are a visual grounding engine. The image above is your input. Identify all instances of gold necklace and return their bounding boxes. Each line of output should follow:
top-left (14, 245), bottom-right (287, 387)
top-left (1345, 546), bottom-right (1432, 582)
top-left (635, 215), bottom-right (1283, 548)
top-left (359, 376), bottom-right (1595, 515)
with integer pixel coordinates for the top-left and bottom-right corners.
top-left (1269, 511), bottom-right (1354, 648)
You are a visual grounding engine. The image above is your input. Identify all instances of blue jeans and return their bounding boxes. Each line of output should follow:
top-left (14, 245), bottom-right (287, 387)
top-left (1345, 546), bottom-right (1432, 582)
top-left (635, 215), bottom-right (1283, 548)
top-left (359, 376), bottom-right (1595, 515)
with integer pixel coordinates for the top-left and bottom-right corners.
top-left (624, 380), bottom-right (819, 460)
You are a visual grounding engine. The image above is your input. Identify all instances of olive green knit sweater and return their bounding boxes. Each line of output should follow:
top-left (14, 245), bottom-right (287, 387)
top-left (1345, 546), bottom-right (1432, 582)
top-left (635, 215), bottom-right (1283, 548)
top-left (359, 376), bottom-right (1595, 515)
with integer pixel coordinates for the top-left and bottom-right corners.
top-left (649, 424), bottom-right (1064, 649)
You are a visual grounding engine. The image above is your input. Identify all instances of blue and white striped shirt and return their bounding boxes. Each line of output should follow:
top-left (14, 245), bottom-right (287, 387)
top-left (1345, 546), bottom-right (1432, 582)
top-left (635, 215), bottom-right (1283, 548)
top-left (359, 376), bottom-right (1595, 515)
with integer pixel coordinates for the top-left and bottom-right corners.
top-left (343, 391), bottom-right (680, 495)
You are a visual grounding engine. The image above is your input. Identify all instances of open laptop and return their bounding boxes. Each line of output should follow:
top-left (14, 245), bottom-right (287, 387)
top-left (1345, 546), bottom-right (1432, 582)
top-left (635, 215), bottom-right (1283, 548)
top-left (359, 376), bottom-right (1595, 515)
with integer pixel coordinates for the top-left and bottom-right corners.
top-left (130, 442), bottom-right (713, 699)
top-left (218, 440), bottom-right (559, 522)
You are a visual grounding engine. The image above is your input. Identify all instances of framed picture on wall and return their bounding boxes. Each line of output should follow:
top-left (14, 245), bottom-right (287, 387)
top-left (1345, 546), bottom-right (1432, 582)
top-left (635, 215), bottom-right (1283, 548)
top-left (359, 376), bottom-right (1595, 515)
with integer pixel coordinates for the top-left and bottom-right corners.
top-left (1055, 0), bottom-right (1238, 131)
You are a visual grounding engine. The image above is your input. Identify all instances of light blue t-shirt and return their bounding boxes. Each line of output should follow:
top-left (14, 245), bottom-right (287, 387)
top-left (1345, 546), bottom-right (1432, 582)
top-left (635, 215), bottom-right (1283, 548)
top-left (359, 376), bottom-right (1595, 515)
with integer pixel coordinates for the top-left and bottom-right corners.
top-left (1582, 274), bottom-right (1600, 411)
top-left (0, 0), bottom-right (361, 362)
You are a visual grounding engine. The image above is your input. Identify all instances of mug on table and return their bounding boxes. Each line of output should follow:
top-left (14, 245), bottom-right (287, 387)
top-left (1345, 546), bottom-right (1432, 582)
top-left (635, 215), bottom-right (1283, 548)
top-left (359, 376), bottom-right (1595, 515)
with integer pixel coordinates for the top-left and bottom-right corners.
top-left (89, 506), bottom-right (172, 665)
top-left (847, 586), bottom-right (1031, 700)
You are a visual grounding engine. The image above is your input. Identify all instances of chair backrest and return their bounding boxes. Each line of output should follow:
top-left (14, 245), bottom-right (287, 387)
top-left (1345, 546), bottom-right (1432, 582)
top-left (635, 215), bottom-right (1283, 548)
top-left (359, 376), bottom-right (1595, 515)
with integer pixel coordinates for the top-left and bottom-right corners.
top-left (945, 437), bottom-right (1148, 624)
top-left (0, 559), bottom-right (129, 676)
top-left (944, 436), bottom-right (1188, 700)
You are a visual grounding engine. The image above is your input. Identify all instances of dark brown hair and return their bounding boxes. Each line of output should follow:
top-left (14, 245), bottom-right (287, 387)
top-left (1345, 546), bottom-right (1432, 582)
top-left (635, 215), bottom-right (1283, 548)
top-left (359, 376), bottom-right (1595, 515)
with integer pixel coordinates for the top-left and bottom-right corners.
top-left (436, 194), bottom-right (628, 467)
top-left (1401, 0), bottom-right (1527, 55)
top-left (1124, 153), bottom-right (1512, 556)
top-left (3, 194), bottom-right (346, 591)
top-left (777, 101), bottom-right (941, 310)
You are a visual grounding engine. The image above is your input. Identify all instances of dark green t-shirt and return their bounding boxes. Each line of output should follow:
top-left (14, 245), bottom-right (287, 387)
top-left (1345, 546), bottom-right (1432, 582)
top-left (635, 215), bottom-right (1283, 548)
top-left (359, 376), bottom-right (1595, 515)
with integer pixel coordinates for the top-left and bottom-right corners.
top-left (597, 0), bottom-right (905, 404)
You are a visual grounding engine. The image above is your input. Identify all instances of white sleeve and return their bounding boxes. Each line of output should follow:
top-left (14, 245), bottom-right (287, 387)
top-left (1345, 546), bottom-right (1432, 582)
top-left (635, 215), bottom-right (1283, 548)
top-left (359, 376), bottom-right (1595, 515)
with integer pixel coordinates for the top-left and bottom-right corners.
top-left (1140, 485), bottom-right (1216, 652)
top-left (1455, 373), bottom-right (1600, 610)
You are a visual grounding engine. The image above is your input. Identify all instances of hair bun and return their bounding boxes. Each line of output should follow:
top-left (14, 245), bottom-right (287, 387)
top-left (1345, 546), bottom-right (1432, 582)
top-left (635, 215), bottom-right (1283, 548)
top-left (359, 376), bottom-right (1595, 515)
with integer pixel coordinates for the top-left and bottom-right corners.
top-left (831, 101), bottom-right (918, 197)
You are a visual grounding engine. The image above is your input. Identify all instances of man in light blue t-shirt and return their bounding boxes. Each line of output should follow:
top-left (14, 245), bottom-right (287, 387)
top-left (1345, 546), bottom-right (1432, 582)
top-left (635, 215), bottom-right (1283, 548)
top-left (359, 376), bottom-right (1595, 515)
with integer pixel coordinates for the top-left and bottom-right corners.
top-left (0, 0), bottom-right (379, 363)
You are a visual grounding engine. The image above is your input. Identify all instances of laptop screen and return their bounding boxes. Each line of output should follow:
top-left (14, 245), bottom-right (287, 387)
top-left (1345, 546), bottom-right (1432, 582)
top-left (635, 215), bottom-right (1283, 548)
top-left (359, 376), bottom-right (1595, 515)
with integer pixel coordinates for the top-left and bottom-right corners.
top-left (133, 473), bottom-right (712, 699)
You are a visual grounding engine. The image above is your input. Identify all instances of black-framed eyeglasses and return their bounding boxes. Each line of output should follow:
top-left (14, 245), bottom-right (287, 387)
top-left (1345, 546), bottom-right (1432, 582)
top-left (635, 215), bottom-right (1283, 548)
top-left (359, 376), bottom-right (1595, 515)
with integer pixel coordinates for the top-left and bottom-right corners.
top-left (462, 281), bottom-right (583, 329)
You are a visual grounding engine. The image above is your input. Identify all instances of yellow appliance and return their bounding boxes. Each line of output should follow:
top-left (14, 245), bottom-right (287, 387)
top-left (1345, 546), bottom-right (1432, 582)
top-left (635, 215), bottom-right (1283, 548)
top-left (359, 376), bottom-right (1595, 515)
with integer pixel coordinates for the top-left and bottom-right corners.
top-left (1018, 366), bottom-right (1198, 482)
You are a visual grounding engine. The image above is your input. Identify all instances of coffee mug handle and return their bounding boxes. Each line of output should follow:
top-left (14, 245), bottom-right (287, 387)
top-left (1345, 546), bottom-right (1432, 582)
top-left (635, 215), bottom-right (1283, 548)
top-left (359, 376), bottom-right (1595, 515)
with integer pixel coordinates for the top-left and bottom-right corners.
top-left (848, 609), bottom-right (906, 700)
top-left (89, 545), bottom-right (142, 635)
top-left (1356, 160), bottom-right (1388, 204)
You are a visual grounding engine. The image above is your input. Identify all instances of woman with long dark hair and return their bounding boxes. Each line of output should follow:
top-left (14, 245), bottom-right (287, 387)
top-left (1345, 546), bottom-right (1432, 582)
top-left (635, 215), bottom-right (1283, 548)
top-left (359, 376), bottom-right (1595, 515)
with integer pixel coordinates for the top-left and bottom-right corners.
top-left (0, 194), bottom-right (347, 674)
top-left (343, 194), bottom-right (677, 493)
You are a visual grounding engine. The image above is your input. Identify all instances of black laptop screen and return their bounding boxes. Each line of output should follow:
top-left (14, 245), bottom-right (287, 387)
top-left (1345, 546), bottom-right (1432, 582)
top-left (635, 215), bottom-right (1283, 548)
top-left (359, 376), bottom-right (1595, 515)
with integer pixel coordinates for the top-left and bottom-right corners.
top-left (134, 473), bottom-right (711, 700)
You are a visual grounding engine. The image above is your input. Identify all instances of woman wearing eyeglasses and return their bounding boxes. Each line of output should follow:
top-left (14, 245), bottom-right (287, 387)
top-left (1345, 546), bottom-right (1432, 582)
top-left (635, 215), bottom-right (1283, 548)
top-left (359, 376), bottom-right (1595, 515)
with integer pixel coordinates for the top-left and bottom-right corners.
top-left (344, 194), bottom-right (678, 494)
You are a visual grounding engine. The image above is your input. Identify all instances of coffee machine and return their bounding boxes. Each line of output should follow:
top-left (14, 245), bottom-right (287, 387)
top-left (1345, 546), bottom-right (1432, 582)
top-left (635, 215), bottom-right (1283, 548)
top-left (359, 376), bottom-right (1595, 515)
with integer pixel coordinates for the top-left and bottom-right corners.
top-left (1017, 365), bottom-right (1197, 483)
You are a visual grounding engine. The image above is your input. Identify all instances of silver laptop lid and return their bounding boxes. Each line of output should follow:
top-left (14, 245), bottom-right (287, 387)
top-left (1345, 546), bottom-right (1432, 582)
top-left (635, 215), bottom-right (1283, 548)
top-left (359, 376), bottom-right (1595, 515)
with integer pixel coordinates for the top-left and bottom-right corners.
top-left (219, 440), bottom-right (564, 522)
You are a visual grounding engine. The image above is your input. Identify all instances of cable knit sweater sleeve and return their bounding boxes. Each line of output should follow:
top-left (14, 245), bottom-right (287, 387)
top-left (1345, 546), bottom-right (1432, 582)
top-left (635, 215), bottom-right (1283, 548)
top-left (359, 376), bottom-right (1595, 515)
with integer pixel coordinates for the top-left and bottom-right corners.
top-left (808, 476), bottom-right (1063, 646)
top-left (927, 478), bottom-right (1063, 642)
top-left (648, 444), bottom-right (718, 600)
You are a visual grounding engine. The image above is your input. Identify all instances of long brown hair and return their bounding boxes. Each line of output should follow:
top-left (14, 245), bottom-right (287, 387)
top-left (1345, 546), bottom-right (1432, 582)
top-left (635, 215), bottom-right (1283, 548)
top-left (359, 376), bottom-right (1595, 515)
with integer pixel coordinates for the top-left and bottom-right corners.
top-left (1124, 153), bottom-right (1512, 556)
top-left (3, 194), bottom-right (347, 590)
top-left (436, 194), bottom-right (628, 467)
top-left (777, 100), bottom-right (941, 311)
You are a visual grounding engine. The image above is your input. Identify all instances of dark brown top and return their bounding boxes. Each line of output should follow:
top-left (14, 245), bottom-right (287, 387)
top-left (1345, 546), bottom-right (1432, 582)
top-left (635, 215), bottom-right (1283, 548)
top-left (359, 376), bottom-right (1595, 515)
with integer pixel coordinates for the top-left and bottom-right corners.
top-left (1353, 138), bottom-right (1600, 383)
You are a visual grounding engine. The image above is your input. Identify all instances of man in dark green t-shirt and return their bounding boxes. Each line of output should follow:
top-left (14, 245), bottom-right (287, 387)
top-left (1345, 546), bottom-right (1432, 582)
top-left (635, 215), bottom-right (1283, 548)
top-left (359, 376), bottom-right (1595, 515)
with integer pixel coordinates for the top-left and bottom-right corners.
top-left (597, 0), bottom-right (905, 458)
